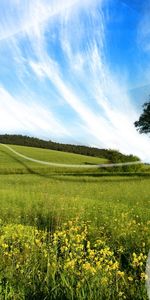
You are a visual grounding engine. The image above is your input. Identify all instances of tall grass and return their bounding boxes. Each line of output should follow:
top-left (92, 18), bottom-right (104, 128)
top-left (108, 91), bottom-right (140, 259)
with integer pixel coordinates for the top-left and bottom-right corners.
top-left (0, 145), bottom-right (150, 299)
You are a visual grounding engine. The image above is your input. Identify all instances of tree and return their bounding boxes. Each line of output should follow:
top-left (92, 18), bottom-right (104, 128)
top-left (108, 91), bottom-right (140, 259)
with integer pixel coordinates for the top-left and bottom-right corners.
top-left (134, 101), bottom-right (150, 134)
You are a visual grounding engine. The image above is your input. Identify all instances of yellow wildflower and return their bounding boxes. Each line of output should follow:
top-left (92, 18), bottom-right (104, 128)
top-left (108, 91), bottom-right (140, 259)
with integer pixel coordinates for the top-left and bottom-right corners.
top-left (128, 276), bottom-right (133, 282)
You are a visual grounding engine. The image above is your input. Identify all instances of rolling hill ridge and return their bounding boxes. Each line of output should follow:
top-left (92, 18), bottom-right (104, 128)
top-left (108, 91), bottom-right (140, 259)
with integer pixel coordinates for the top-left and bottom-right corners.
top-left (0, 134), bottom-right (140, 164)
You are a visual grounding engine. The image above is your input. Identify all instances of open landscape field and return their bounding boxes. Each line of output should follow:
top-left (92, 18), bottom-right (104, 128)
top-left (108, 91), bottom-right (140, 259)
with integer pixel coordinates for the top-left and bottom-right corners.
top-left (0, 144), bottom-right (150, 299)
top-left (1, 0), bottom-right (150, 299)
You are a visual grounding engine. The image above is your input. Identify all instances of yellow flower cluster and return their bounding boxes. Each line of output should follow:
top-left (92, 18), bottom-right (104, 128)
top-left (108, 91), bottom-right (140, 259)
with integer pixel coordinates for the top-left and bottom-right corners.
top-left (132, 252), bottom-right (147, 268)
top-left (0, 220), bottom-right (148, 299)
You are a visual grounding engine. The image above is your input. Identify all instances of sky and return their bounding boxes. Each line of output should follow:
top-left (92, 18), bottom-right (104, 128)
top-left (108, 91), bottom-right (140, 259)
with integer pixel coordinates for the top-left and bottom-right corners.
top-left (0, 0), bottom-right (150, 161)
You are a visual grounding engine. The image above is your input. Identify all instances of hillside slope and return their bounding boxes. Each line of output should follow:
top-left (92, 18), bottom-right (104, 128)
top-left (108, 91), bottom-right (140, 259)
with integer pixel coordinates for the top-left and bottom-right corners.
top-left (0, 144), bottom-right (107, 174)
top-left (0, 134), bottom-right (140, 163)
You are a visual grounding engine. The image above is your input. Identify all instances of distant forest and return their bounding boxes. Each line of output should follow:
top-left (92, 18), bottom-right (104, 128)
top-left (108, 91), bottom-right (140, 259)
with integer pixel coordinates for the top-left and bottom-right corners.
top-left (0, 134), bottom-right (140, 165)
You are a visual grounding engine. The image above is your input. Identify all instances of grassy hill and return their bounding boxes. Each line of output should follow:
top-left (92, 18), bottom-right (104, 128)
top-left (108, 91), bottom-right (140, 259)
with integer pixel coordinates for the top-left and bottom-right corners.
top-left (0, 144), bottom-right (108, 175)
top-left (0, 134), bottom-right (140, 163)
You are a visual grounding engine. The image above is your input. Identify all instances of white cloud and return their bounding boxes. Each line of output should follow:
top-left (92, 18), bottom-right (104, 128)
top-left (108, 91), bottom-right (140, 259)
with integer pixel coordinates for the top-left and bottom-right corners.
top-left (29, 61), bottom-right (45, 78)
top-left (0, 0), bottom-right (150, 162)
top-left (29, 57), bottom-right (150, 161)
top-left (25, 0), bottom-right (150, 161)
top-left (0, 0), bottom-right (100, 41)
top-left (0, 86), bottom-right (69, 139)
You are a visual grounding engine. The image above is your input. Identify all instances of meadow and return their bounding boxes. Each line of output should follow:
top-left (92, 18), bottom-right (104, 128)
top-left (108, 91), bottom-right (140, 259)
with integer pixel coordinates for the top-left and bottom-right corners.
top-left (0, 144), bottom-right (150, 299)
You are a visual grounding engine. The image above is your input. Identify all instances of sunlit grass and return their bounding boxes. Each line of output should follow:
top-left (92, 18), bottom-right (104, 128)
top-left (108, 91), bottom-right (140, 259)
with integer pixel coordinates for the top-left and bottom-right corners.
top-left (0, 145), bottom-right (150, 299)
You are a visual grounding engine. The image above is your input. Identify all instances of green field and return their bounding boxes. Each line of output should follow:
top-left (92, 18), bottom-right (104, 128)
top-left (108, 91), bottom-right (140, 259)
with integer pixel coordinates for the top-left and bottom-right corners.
top-left (0, 144), bottom-right (150, 299)
top-left (0, 144), bottom-right (108, 173)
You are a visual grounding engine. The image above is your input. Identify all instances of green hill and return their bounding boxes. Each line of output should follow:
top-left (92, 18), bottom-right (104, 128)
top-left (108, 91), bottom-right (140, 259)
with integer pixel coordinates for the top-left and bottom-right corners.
top-left (0, 144), bottom-right (108, 175)
top-left (0, 134), bottom-right (140, 164)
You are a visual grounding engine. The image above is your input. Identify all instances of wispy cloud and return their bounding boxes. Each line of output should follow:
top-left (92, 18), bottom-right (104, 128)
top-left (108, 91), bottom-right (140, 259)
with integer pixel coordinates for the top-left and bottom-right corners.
top-left (0, 86), bottom-right (69, 139)
top-left (0, 0), bottom-right (150, 161)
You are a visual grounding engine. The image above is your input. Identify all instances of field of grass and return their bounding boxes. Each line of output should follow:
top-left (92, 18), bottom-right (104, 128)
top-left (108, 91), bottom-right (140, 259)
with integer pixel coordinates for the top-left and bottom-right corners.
top-left (0, 144), bottom-right (150, 299)
top-left (0, 144), bottom-right (108, 173)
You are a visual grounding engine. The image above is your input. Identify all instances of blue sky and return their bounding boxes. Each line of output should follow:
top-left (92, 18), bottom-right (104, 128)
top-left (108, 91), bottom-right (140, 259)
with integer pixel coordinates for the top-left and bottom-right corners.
top-left (0, 0), bottom-right (150, 161)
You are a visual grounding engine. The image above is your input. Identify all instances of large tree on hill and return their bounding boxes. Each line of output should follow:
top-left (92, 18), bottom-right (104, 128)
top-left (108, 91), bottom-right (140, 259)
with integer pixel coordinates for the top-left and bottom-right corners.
top-left (134, 101), bottom-right (150, 134)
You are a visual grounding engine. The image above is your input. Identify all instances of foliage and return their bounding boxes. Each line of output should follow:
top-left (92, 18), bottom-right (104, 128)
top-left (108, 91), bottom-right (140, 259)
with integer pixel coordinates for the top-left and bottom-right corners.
top-left (134, 101), bottom-right (150, 134)
top-left (102, 150), bottom-right (141, 172)
top-left (0, 220), bottom-right (149, 299)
